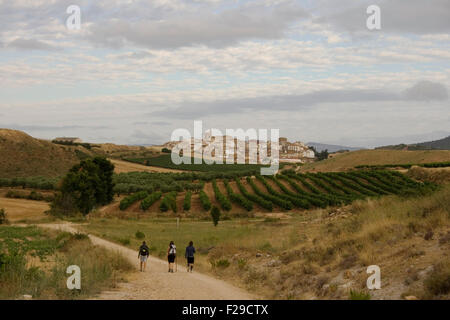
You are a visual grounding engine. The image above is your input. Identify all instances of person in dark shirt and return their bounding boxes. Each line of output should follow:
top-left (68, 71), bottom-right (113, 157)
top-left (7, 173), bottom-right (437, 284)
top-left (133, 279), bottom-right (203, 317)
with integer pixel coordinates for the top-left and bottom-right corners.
top-left (185, 241), bottom-right (196, 273)
top-left (138, 241), bottom-right (150, 272)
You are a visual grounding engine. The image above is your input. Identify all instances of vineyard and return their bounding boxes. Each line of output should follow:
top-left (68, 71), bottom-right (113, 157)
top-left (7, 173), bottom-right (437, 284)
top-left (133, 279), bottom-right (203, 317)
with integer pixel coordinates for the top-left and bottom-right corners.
top-left (112, 170), bottom-right (436, 215)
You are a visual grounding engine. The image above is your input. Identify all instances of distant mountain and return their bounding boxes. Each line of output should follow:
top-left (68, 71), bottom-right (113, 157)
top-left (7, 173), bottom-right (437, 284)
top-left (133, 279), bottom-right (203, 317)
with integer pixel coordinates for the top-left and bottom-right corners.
top-left (376, 136), bottom-right (450, 150)
top-left (306, 142), bottom-right (364, 153)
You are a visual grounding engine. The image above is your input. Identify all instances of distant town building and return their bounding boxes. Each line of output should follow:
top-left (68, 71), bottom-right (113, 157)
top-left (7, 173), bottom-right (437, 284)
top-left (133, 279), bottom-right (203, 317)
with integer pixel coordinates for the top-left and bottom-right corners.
top-left (163, 134), bottom-right (315, 163)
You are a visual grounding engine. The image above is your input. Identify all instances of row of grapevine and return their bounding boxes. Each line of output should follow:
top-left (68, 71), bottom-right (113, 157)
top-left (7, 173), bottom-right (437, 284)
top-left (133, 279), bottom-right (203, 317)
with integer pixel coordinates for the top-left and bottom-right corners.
top-left (255, 175), bottom-right (310, 209)
top-left (319, 173), bottom-right (377, 197)
top-left (119, 191), bottom-right (149, 211)
top-left (276, 175), bottom-right (342, 207)
top-left (212, 180), bottom-right (232, 211)
top-left (183, 191), bottom-right (192, 211)
top-left (199, 190), bottom-right (212, 211)
top-left (246, 177), bottom-right (293, 210)
top-left (160, 191), bottom-right (178, 212)
top-left (235, 178), bottom-right (273, 211)
top-left (140, 191), bottom-right (162, 211)
top-left (223, 179), bottom-right (253, 211)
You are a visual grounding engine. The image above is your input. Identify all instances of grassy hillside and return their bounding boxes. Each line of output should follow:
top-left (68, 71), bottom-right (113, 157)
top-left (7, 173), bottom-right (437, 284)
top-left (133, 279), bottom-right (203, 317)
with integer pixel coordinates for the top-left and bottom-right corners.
top-left (299, 149), bottom-right (450, 172)
top-left (0, 129), bottom-right (95, 178)
top-left (81, 184), bottom-right (450, 300)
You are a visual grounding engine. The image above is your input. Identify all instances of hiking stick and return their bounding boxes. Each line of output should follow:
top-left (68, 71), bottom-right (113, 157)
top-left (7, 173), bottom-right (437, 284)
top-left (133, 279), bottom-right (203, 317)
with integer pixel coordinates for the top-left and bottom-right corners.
top-left (175, 255), bottom-right (178, 272)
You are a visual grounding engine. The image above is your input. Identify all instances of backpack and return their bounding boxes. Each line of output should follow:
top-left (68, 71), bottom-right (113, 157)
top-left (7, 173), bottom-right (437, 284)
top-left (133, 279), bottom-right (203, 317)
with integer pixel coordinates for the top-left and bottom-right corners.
top-left (140, 246), bottom-right (149, 256)
top-left (169, 245), bottom-right (176, 255)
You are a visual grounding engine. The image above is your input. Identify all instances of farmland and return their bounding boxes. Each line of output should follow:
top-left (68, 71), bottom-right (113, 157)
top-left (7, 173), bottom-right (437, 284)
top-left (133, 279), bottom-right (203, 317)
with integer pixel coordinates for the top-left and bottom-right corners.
top-left (123, 154), bottom-right (270, 173)
top-left (105, 170), bottom-right (435, 216)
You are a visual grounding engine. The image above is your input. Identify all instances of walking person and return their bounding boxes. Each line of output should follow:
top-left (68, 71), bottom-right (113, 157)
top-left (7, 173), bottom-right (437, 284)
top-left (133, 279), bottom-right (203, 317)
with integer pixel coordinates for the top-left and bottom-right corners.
top-left (167, 241), bottom-right (177, 273)
top-left (185, 241), bottom-right (196, 273)
top-left (138, 241), bottom-right (150, 272)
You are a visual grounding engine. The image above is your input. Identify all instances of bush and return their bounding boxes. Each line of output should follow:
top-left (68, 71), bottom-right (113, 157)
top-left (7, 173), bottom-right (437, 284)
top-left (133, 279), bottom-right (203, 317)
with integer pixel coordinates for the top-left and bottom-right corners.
top-left (118, 238), bottom-right (131, 246)
top-left (349, 289), bottom-right (371, 300)
top-left (210, 206), bottom-right (221, 227)
top-left (135, 231), bottom-right (145, 239)
top-left (424, 261), bottom-right (450, 297)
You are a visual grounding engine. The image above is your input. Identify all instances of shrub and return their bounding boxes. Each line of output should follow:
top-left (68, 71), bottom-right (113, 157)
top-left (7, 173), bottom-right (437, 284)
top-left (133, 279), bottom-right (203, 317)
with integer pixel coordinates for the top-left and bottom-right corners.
top-left (210, 206), bottom-right (221, 227)
top-left (349, 289), bottom-right (371, 300)
top-left (424, 261), bottom-right (450, 297)
top-left (135, 231), bottom-right (145, 239)
top-left (118, 238), bottom-right (131, 246)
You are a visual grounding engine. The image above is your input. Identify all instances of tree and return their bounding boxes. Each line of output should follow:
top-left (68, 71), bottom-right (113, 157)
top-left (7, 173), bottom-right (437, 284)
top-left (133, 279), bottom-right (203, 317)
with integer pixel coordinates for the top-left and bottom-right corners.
top-left (210, 206), bottom-right (221, 227)
top-left (53, 157), bottom-right (115, 215)
top-left (0, 208), bottom-right (8, 224)
top-left (161, 148), bottom-right (171, 153)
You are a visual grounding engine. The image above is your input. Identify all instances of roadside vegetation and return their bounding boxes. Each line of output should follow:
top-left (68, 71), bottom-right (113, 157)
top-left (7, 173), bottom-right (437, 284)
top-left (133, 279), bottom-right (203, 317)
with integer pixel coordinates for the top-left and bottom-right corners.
top-left (0, 226), bottom-right (132, 299)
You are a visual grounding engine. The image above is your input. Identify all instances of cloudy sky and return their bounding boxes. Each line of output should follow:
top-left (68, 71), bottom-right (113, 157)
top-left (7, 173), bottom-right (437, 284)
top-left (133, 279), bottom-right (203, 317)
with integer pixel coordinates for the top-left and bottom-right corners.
top-left (0, 0), bottom-right (449, 147)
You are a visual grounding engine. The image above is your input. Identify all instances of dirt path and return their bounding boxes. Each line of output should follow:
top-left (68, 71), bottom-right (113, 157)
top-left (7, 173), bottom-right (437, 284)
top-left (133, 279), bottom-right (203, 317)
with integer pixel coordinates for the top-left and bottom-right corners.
top-left (39, 223), bottom-right (256, 300)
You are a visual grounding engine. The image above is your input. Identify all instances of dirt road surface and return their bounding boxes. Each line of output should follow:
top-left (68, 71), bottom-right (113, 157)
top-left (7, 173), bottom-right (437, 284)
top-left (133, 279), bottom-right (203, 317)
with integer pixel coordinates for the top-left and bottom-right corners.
top-left (40, 223), bottom-right (256, 300)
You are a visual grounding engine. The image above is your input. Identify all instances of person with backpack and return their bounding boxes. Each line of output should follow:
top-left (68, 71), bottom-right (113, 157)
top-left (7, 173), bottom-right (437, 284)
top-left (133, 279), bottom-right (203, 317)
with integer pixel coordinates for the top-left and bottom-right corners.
top-left (138, 241), bottom-right (150, 272)
top-left (167, 241), bottom-right (177, 273)
top-left (185, 241), bottom-right (196, 273)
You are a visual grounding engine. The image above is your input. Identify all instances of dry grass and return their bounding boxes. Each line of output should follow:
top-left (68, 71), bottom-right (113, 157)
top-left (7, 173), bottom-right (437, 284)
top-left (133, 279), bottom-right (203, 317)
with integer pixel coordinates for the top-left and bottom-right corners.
top-left (299, 149), bottom-right (450, 172)
top-left (0, 197), bottom-right (50, 222)
top-left (111, 159), bottom-right (184, 174)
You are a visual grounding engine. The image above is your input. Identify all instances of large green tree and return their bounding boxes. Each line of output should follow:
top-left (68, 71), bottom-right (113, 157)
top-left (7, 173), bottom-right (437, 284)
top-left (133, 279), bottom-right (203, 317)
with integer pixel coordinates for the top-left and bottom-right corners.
top-left (55, 157), bottom-right (115, 215)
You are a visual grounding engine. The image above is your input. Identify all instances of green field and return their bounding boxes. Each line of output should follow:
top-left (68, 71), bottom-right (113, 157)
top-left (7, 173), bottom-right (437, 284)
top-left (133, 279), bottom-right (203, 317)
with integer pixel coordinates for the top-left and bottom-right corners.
top-left (124, 154), bottom-right (270, 172)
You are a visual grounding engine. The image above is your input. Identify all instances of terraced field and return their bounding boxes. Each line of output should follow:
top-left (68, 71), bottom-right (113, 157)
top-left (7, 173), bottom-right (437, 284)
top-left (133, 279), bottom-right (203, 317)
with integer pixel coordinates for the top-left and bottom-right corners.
top-left (108, 170), bottom-right (435, 216)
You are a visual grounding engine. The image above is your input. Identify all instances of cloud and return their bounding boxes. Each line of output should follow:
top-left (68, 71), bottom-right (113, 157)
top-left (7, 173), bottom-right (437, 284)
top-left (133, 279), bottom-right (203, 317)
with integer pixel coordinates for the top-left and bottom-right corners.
top-left (151, 81), bottom-right (448, 119)
top-left (317, 0), bottom-right (450, 35)
top-left (86, 1), bottom-right (308, 49)
top-left (6, 38), bottom-right (60, 51)
top-left (403, 81), bottom-right (448, 101)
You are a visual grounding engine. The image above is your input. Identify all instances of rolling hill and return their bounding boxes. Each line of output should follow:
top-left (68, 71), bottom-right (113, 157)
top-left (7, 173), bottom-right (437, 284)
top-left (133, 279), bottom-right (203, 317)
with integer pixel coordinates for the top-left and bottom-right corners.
top-left (0, 129), bottom-right (94, 178)
top-left (377, 135), bottom-right (450, 150)
top-left (307, 142), bottom-right (363, 153)
top-left (299, 149), bottom-right (450, 172)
